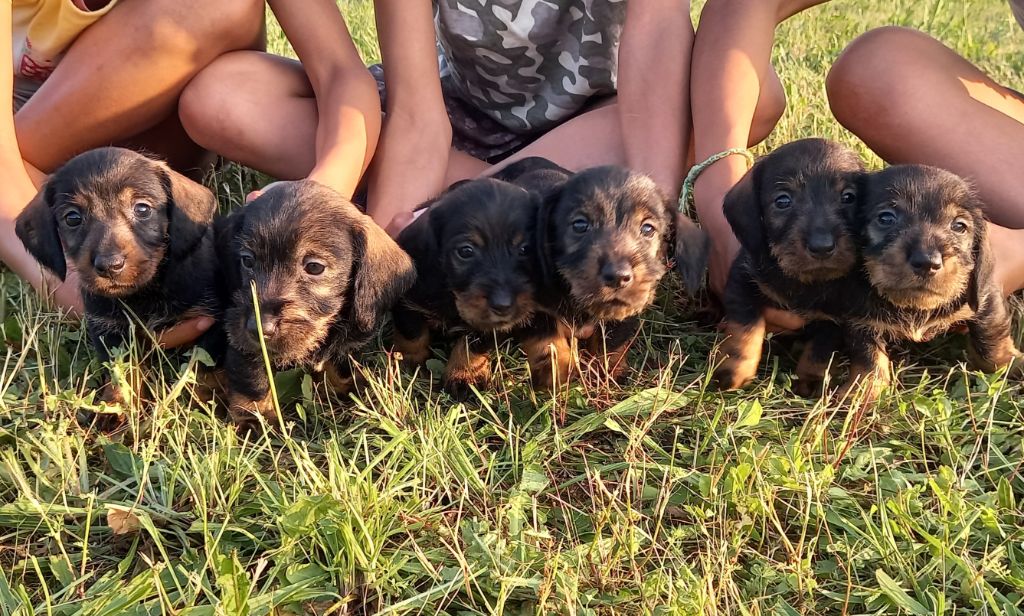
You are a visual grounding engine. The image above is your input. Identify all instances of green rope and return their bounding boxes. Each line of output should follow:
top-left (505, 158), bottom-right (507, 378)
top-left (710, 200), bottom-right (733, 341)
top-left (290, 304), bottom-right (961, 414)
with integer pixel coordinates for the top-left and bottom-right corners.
top-left (677, 147), bottom-right (756, 216)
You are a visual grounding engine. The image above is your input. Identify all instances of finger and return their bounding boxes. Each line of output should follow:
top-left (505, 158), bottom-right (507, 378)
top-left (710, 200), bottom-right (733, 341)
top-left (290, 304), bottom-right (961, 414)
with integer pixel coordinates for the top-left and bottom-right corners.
top-left (157, 316), bottom-right (215, 350)
top-left (386, 211), bottom-right (416, 239)
top-left (764, 308), bottom-right (805, 334)
top-left (247, 181), bottom-right (287, 204)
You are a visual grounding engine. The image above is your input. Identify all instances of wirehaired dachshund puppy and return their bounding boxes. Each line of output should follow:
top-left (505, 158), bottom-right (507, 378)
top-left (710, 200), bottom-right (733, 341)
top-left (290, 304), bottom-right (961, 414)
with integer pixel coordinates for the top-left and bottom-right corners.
top-left (15, 146), bottom-right (223, 403)
top-left (497, 157), bottom-right (708, 380)
top-left (217, 180), bottom-right (415, 425)
top-left (835, 164), bottom-right (1022, 399)
top-left (712, 138), bottom-right (866, 392)
top-left (393, 177), bottom-right (571, 397)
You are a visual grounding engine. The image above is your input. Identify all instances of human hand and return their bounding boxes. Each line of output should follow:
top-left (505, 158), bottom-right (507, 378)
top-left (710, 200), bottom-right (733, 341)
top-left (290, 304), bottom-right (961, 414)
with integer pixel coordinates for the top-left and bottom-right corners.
top-left (245, 181), bottom-right (286, 204)
top-left (385, 211), bottom-right (417, 239)
top-left (706, 224), bottom-right (804, 335)
top-left (156, 315), bottom-right (215, 350)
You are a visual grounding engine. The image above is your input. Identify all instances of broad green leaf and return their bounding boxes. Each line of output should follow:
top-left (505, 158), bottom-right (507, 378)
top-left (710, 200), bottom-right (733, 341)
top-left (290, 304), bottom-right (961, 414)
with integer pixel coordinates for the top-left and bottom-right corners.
top-left (875, 570), bottom-right (931, 616)
top-left (734, 400), bottom-right (763, 429)
top-left (215, 550), bottom-right (251, 616)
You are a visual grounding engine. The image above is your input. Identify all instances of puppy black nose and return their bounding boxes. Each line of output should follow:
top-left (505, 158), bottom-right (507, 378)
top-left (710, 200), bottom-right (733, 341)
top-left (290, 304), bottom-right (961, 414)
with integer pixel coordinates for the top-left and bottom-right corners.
top-left (600, 261), bottom-right (634, 289)
top-left (488, 289), bottom-right (515, 316)
top-left (246, 315), bottom-right (279, 340)
top-left (909, 249), bottom-right (943, 276)
top-left (93, 254), bottom-right (126, 277)
top-left (806, 234), bottom-right (836, 258)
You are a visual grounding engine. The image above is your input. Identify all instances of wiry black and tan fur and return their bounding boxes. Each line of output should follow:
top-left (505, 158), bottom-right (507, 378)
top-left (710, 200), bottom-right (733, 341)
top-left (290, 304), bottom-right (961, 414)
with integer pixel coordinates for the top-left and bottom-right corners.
top-left (15, 146), bottom-right (224, 404)
top-left (218, 180), bottom-right (416, 425)
top-left (495, 157), bottom-right (707, 381)
top-left (393, 177), bottom-right (571, 397)
top-left (836, 165), bottom-right (1022, 399)
top-left (713, 138), bottom-right (866, 392)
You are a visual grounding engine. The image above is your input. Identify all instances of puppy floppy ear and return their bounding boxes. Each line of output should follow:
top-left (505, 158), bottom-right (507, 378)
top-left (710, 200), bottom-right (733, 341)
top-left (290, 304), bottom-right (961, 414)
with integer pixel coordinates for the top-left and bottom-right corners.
top-left (350, 212), bottom-right (417, 334)
top-left (967, 209), bottom-right (998, 312)
top-left (15, 182), bottom-right (67, 280)
top-left (425, 196), bottom-right (455, 248)
top-left (158, 163), bottom-right (218, 260)
top-left (722, 163), bottom-right (765, 255)
top-left (214, 208), bottom-right (245, 290)
top-left (673, 212), bottom-right (710, 297)
top-left (533, 179), bottom-right (567, 287)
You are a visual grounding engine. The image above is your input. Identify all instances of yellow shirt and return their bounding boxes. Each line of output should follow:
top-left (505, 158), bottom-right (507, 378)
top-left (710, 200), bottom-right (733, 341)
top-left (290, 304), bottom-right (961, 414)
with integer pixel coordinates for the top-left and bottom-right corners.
top-left (11, 0), bottom-right (117, 82)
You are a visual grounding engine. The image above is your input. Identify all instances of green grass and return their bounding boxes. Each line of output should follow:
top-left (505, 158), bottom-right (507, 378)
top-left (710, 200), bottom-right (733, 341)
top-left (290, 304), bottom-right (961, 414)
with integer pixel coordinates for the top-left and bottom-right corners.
top-left (4, 1), bottom-right (1024, 614)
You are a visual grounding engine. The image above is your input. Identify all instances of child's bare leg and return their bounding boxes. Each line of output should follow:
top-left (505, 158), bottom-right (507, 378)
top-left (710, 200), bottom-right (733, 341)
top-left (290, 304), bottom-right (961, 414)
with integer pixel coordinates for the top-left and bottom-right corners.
top-left (828, 26), bottom-right (1024, 228)
top-left (14, 0), bottom-right (265, 174)
top-left (828, 26), bottom-right (1024, 294)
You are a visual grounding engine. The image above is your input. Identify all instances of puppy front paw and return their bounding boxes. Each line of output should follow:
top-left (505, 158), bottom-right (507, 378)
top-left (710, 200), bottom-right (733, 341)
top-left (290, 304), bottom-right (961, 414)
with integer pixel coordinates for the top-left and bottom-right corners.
top-left (522, 330), bottom-right (575, 393)
top-left (968, 335), bottom-right (1024, 377)
top-left (712, 319), bottom-right (766, 391)
top-left (443, 365), bottom-right (491, 401)
top-left (835, 363), bottom-right (891, 407)
top-left (98, 379), bottom-right (126, 405)
top-left (76, 379), bottom-right (129, 433)
top-left (227, 390), bottom-right (278, 432)
top-left (321, 362), bottom-right (363, 400)
top-left (793, 346), bottom-right (830, 398)
top-left (393, 330), bottom-right (432, 368)
top-left (713, 357), bottom-right (759, 391)
top-left (443, 356), bottom-right (491, 401)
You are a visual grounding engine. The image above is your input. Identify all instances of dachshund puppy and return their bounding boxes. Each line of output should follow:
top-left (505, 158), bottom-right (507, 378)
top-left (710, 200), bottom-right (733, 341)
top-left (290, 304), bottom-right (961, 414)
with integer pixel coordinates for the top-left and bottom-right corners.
top-left (497, 158), bottom-right (707, 379)
top-left (393, 178), bottom-right (571, 397)
top-left (218, 180), bottom-right (416, 425)
top-left (837, 165), bottom-right (1022, 399)
top-left (15, 147), bottom-right (223, 402)
top-left (713, 138), bottom-right (866, 391)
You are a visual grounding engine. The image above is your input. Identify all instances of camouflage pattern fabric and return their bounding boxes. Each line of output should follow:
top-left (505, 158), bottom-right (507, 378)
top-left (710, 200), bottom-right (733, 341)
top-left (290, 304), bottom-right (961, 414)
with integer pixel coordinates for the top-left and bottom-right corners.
top-left (371, 1), bottom-right (625, 162)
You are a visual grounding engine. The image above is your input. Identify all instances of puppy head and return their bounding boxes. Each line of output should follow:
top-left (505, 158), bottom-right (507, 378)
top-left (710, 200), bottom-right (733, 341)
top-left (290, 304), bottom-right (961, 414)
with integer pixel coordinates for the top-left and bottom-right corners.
top-left (723, 138), bottom-right (865, 282)
top-left (15, 147), bottom-right (216, 297)
top-left (426, 179), bottom-right (540, 332)
top-left (222, 181), bottom-right (415, 364)
top-left (542, 166), bottom-right (672, 321)
top-left (861, 165), bottom-right (985, 310)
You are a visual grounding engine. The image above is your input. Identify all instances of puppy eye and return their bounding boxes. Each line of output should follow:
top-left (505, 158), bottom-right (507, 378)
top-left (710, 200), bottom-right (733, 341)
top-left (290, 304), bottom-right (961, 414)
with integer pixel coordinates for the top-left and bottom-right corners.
top-left (571, 218), bottom-right (590, 234)
top-left (304, 261), bottom-right (326, 276)
top-left (640, 222), bottom-right (656, 238)
top-left (133, 202), bottom-right (153, 219)
top-left (239, 251), bottom-right (255, 269)
top-left (518, 243), bottom-right (529, 256)
top-left (773, 194), bottom-right (793, 209)
top-left (63, 209), bottom-right (83, 228)
top-left (456, 245), bottom-right (475, 260)
top-left (951, 219), bottom-right (969, 234)
top-left (876, 210), bottom-right (898, 227)
top-left (840, 190), bottom-right (857, 205)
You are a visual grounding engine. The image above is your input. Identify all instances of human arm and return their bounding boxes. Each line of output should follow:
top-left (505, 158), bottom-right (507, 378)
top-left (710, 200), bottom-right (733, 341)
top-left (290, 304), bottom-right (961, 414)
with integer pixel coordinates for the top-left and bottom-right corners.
top-left (0, 3), bottom-right (82, 314)
top-left (617, 0), bottom-right (693, 199)
top-left (366, 0), bottom-right (452, 235)
top-left (690, 0), bottom-right (828, 296)
top-left (267, 0), bottom-right (381, 199)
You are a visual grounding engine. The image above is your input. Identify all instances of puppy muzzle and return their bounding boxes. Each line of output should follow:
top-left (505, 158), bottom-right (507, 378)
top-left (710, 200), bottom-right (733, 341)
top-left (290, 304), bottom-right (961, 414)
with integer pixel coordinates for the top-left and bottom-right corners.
top-left (246, 313), bottom-right (280, 342)
top-left (805, 231), bottom-right (836, 259)
top-left (908, 247), bottom-right (944, 278)
top-left (93, 252), bottom-right (127, 278)
top-left (600, 259), bottom-right (634, 290)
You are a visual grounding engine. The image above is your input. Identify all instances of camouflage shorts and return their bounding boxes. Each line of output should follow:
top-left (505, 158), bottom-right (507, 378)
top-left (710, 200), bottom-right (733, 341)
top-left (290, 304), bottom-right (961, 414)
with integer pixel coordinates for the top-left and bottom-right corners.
top-left (370, 64), bottom-right (610, 164)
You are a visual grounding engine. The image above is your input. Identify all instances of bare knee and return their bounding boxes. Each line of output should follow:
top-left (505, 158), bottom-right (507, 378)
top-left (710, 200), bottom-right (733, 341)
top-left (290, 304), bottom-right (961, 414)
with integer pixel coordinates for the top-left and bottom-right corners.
top-left (179, 52), bottom-right (254, 149)
top-left (827, 26), bottom-right (942, 130)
